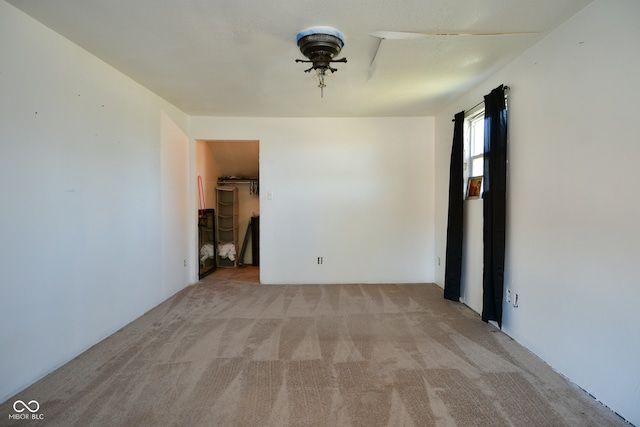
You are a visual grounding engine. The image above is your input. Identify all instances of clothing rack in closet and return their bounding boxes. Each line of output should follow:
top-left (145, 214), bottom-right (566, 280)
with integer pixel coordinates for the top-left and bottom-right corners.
top-left (217, 177), bottom-right (259, 194)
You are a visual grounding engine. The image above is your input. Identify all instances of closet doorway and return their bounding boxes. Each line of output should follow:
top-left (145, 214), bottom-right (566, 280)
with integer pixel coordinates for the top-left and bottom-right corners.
top-left (196, 139), bottom-right (260, 282)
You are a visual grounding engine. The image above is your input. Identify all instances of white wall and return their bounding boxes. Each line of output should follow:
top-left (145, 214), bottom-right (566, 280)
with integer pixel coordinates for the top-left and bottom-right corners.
top-left (161, 112), bottom-right (190, 292)
top-left (195, 141), bottom-right (221, 209)
top-left (0, 2), bottom-right (191, 403)
top-left (191, 117), bottom-right (435, 285)
top-left (434, 1), bottom-right (640, 424)
top-left (460, 200), bottom-right (483, 313)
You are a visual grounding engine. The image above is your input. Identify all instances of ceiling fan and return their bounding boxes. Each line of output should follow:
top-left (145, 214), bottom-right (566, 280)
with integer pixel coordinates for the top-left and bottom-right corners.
top-left (367, 30), bottom-right (537, 80)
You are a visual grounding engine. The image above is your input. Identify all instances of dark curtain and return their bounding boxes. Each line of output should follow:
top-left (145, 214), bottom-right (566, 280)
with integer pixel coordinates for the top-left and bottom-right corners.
top-left (444, 111), bottom-right (465, 301)
top-left (481, 85), bottom-right (508, 326)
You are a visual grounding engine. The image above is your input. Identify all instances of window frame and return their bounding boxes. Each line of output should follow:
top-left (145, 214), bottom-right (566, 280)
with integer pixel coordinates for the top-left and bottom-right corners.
top-left (464, 106), bottom-right (485, 198)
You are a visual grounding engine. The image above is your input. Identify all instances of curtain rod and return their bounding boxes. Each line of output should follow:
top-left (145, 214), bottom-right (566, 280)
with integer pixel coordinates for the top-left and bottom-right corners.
top-left (452, 85), bottom-right (509, 122)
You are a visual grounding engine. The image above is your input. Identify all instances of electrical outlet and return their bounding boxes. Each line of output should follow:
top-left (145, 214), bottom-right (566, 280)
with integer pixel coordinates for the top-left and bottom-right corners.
top-left (317, 256), bottom-right (323, 265)
top-left (513, 293), bottom-right (519, 308)
top-left (183, 259), bottom-right (187, 267)
top-left (506, 289), bottom-right (511, 304)
top-left (437, 257), bottom-right (441, 266)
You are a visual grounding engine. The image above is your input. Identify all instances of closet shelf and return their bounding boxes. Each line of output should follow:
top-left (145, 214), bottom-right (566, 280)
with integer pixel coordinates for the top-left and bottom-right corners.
top-left (217, 177), bottom-right (259, 185)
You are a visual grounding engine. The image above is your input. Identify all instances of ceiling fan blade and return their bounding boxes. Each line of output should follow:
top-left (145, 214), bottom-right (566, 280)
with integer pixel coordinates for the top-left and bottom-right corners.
top-left (371, 30), bottom-right (537, 40)
top-left (367, 38), bottom-right (383, 81)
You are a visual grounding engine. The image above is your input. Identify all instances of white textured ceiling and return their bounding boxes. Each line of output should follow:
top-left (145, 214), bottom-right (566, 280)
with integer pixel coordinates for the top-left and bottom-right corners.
top-left (7, 0), bottom-right (592, 117)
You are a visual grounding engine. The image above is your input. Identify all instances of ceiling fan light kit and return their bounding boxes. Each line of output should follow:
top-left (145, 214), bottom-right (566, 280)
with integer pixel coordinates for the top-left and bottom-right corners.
top-left (296, 26), bottom-right (347, 97)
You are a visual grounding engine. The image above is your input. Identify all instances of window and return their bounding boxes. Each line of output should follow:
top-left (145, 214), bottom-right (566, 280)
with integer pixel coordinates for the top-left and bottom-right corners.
top-left (464, 107), bottom-right (485, 197)
top-left (466, 109), bottom-right (485, 177)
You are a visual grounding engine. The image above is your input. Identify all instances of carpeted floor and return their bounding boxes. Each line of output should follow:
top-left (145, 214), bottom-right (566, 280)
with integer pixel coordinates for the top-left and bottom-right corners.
top-left (1, 267), bottom-right (627, 426)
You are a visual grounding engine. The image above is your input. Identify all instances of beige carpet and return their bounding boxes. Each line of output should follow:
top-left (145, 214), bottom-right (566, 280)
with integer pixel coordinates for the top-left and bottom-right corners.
top-left (1, 267), bottom-right (626, 426)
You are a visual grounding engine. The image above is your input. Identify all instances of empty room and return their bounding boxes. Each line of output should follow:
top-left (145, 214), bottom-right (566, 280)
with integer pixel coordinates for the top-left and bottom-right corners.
top-left (1, 0), bottom-right (638, 425)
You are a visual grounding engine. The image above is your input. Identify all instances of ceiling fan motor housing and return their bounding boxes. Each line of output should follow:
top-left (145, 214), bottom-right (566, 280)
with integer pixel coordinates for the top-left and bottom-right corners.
top-left (297, 27), bottom-right (345, 70)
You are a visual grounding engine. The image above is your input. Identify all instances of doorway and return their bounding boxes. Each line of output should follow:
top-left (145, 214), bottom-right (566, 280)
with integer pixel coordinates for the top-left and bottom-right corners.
top-left (195, 139), bottom-right (260, 281)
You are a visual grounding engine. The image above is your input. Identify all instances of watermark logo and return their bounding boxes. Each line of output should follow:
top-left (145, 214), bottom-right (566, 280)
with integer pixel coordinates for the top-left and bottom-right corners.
top-left (9, 400), bottom-right (44, 420)
top-left (13, 400), bottom-right (39, 413)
